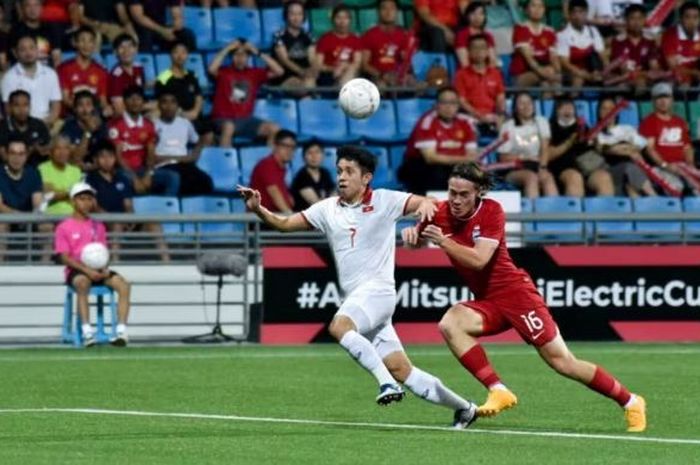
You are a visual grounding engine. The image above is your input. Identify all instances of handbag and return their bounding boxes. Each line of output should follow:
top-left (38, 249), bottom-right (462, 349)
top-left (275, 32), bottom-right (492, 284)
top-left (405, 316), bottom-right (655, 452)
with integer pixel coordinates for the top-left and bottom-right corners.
top-left (575, 150), bottom-right (607, 176)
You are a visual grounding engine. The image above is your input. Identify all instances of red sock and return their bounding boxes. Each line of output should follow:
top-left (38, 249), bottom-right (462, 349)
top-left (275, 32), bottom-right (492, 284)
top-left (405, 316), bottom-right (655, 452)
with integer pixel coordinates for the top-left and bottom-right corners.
top-left (458, 345), bottom-right (501, 389)
top-left (587, 366), bottom-right (632, 407)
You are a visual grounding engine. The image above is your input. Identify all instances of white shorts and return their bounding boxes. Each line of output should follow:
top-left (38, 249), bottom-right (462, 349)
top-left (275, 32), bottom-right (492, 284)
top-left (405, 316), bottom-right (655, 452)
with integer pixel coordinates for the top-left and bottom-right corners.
top-left (336, 285), bottom-right (404, 359)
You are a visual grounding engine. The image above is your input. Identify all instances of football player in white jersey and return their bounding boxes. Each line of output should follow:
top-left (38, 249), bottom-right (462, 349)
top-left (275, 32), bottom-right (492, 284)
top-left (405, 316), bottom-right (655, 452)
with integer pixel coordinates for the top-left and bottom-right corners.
top-left (238, 145), bottom-right (477, 428)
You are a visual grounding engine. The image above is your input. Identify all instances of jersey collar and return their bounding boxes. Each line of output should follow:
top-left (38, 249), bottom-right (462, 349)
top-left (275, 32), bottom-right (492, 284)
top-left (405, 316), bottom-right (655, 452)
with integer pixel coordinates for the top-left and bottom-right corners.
top-left (338, 187), bottom-right (373, 207)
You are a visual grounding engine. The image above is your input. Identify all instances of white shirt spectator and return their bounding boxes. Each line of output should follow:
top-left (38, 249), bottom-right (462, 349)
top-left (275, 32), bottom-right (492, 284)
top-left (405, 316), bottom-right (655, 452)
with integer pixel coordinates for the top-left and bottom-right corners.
top-left (587, 0), bottom-right (642, 22)
top-left (556, 23), bottom-right (605, 60)
top-left (498, 116), bottom-right (551, 161)
top-left (1, 62), bottom-right (62, 120)
top-left (154, 116), bottom-right (199, 157)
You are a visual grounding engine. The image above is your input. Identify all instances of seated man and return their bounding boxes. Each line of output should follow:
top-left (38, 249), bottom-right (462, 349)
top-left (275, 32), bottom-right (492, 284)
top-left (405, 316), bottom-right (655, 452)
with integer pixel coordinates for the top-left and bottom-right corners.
top-left (250, 130), bottom-right (297, 214)
top-left (38, 135), bottom-right (83, 215)
top-left (315, 5), bottom-right (362, 86)
top-left (291, 142), bottom-right (335, 211)
top-left (0, 90), bottom-right (50, 166)
top-left (60, 91), bottom-right (109, 171)
top-left (126, 0), bottom-right (195, 52)
top-left (9, 0), bottom-right (63, 67)
top-left (54, 182), bottom-right (131, 347)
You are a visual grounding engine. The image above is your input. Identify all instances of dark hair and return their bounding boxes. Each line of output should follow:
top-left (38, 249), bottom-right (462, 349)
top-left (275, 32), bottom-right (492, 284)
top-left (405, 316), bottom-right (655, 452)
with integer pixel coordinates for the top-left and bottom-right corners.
top-left (73, 90), bottom-right (97, 107)
top-left (274, 129), bottom-right (297, 144)
top-left (170, 40), bottom-right (189, 54)
top-left (5, 134), bottom-right (28, 149)
top-left (284, 0), bottom-right (305, 21)
top-left (336, 145), bottom-right (376, 174)
top-left (123, 85), bottom-right (145, 100)
top-left (13, 33), bottom-right (37, 48)
top-left (331, 4), bottom-right (352, 20)
top-left (94, 140), bottom-right (116, 156)
top-left (72, 26), bottom-right (97, 41)
top-left (463, 1), bottom-right (487, 28)
top-left (113, 33), bottom-right (137, 50)
top-left (552, 97), bottom-right (575, 117)
top-left (8, 89), bottom-right (31, 103)
top-left (450, 162), bottom-right (494, 192)
top-left (468, 33), bottom-right (490, 46)
top-left (568, 0), bottom-right (589, 11)
top-left (436, 85), bottom-right (458, 100)
top-left (597, 97), bottom-right (619, 124)
top-left (624, 4), bottom-right (646, 17)
top-left (680, 0), bottom-right (700, 16)
top-left (378, 0), bottom-right (398, 9)
top-left (303, 141), bottom-right (323, 155)
top-left (512, 92), bottom-right (536, 126)
top-left (156, 86), bottom-right (178, 101)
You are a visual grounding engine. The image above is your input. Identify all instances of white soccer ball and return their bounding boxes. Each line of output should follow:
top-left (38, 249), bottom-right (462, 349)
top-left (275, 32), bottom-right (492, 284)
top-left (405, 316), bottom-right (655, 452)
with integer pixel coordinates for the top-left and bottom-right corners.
top-left (338, 78), bottom-right (381, 119)
top-left (80, 242), bottom-right (110, 270)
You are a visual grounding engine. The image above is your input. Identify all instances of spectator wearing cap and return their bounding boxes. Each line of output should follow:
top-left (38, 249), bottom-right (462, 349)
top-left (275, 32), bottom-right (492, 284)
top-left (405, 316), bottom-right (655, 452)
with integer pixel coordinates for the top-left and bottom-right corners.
top-left (250, 130), bottom-right (297, 213)
top-left (8, 0), bottom-right (63, 67)
top-left (60, 90), bottom-right (109, 171)
top-left (54, 181), bottom-right (131, 347)
top-left (38, 134), bottom-right (82, 215)
top-left (109, 33), bottom-right (147, 118)
top-left (126, 0), bottom-right (196, 52)
top-left (0, 90), bottom-right (51, 166)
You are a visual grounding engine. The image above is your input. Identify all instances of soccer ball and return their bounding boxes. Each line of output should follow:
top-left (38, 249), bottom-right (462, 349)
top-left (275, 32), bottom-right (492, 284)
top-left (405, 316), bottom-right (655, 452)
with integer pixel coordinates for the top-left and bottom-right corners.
top-left (338, 78), bottom-right (380, 119)
top-left (81, 242), bottom-right (110, 270)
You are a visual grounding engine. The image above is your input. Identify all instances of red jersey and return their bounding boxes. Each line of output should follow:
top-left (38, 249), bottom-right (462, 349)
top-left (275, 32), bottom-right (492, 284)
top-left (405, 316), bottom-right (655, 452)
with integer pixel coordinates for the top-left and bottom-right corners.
top-left (250, 154), bottom-right (293, 212)
top-left (109, 64), bottom-right (145, 99)
top-left (639, 113), bottom-right (691, 164)
top-left (405, 110), bottom-right (477, 159)
top-left (429, 199), bottom-right (533, 299)
top-left (361, 25), bottom-right (410, 73)
top-left (510, 23), bottom-right (557, 76)
top-left (211, 66), bottom-right (268, 120)
top-left (316, 32), bottom-right (362, 67)
top-left (107, 114), bottom-right (157, 170)
top-left (661, 25), bottom-right (700, 70)
top-left (610, 34), bottom-right (659, 72)
top-left (415, 0), bottom-right (461, 28)
top-left (57, 58), bottom-right (109, 101)
top-left (455, 27), bottom-right (495, 51)
top-left (454, 65), bottom-right (504, 115)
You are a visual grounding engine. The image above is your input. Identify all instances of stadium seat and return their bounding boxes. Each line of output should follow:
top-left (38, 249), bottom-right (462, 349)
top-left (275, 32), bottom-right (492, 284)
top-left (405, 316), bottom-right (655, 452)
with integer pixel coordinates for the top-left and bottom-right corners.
top-left (549, 8), bottom-right (565, 29)
top-left (181, 196), bottom-right (238, 240)
top-left (389, 145), bottom-right (405, 169)
top-left (343, 0), bottom-right (376, 6)
top-left (583, 197), bottom-right (634, 241)
top-left (155, 52), bottom-right (210, 92)
top-left (356, 8), bottom-right (379, 33)
top-left (486, 5), bottom-right (514, 28)
top-left (239, 146), bottom-right (273, 185)
top-left (214, 8), bottom-right (263, 48)
top-left (632, 197), bottom-right (683, 241)
top-left (196, 147), bottom-right (240, 192)
top-left (574, 100), bottom-right (592, 127)
top-left (298, 99), bottom-right (357, 144)
top-left (261, 8), bottom-right (286, 50)
top-left (62, 285), bottom-right (117, 347)
top-left (132, 196), bottom-right (182, 238)
top-left (589, 101), bottom-right (639, 127)
top-left (682, 197), bottom-right (700, 239)
top-left (348, 101), bottom-right (402, 143)
top-left (520, 197), bottom-right (535, 240)
top-left (411, 51), bottom-right (450, 81)
top-left (363, 146), bottom-right (393, 188)
top-left (688, 102), bottom-right (700, 140)
top-left (498, 54), bottom-right (512, 85)
top-left (533, 196), bottom-right (584, 242)
top-left (253, 99), bottom-right (299, 133)
top-left (183, 6), bottom-right (216, 50)
top-left (322, 147), bottom-right (339, 182)
top-left (396, 98), bottom-right (433, 139)
top-left (310, 8), bottom-right (334, 37)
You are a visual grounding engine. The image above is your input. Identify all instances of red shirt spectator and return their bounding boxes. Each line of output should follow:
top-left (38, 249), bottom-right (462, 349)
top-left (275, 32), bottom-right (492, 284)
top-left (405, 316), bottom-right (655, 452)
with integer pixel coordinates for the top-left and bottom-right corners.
top-left (361, 25), bottom-right (410, 73)
top-left (107, 113), bottom-right (157, 170)
top-left (405, 110), bottom-right (477, 160)
top-left (639, 113), bottom-right (692, 164)
top-left (40, 0), bottom-right (74, 23)
top-left (109, 64), bottom-right (145, 100)
top-left (316, 32), bottom-right (362, 68)
top-left (211, 66), bottom-right (268, 120)
top-left (455, 28), bottom-right (495, 52)
top-left (611, 34), bottom-right (659, 72)
top-left (661, 25), bottom-right (700, 80)
top-left (250, 154), bottom-right (293, 212)
top-left (510, 23), bottom-right (557, 76)
top-left (415, 0), bottom-right (462, 29)
top-left (454, 65), bottom-right (505, 115)
top-left (58, 58), bottom-right (109, 103)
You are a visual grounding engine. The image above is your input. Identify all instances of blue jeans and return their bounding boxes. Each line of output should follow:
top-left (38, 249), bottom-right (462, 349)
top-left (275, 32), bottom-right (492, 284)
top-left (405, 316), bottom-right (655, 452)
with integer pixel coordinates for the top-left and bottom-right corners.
top-left (151, 168), bottom-right (180, 196)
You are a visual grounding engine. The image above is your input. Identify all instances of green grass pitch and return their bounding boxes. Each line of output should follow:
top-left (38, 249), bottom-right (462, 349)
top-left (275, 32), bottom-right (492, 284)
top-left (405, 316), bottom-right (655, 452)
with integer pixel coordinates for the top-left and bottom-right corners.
top-left (0, 343), bottom-right (698, 465)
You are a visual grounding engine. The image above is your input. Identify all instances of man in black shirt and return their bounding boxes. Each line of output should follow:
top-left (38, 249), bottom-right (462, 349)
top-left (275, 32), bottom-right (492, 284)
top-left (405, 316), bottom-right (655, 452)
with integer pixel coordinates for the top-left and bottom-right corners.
top-left (271, 1), bottom-right (317, 89)
top-left (76, 0), bottom-right (137, 46)
top-left (8, 0), bottom-right (62, 67)
top-left (126, 0), bottom-right (195, 52)
top-left (0, 90), bottom-right (50, 166)
top-left (291, 142), bottom-right (335, 211)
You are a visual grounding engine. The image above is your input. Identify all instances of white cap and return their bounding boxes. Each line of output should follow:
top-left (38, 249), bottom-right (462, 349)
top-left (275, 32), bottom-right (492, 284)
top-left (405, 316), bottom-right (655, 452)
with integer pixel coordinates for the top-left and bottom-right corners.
top-left (69, 182), bottom-right (97, 199)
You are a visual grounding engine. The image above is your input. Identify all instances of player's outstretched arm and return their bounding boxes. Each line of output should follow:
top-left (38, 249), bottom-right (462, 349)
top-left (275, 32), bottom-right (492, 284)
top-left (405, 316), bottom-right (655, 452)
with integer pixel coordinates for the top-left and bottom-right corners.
top-left (403, 195), bottom-right (438, 223)
top-left (421, 225), bottom-right (497, 270)
top-left (237, 185), bottom-right (311, 233)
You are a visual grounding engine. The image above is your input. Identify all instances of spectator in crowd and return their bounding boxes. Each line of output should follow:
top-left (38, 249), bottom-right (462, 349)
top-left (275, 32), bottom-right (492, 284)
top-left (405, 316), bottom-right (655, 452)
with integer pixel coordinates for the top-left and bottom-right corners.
top-left (109, 33), bottom-right (146, 117)
top-left (399, 86), bottom-right (478, 195)
top-left (415, 0), bottom-right (468, 52)
top-left (557, 0), bottom-right (606, 94)
top-left (270, 0), bottom-right (318, 90)
top-left (497, 92), bottom-right (558, 198)
top-left (596, 96), bottom-right (656, 196)
top-left (250, 129), bottom-right (297, 213)
top-left (570, 0), bottom-right (642, 38)
top-left (662, 1), bottom-right (700, 87)
top-left (153, 90), bottom-right (213, 196)
top-left (108, 86), bottom-right (179, 195)
top-left (9, 0), bottom-right (62, 67)
top-left (57, 26), bottom-right (111, 117)
top-left (607, 4), bottom-right (663, 95)
top-left (54, 182), bottom-right (131, 347)
top-left (74, 0), bottom-right (138, 47)
top-left (454, 34), bottom-right (506, 137)
top-left (291, 142), bottom-right (335, 211)
top-left (38, 134), bottom-right (82, 215)
top-left (360, 0), bottom-right (415, 87)
top-left (1, 34), bottom-right (62, 130)
top-left (209, 40), bottom-right (283, 148)
top-left (316, 5), bottom-right (362, 87)
top-left (155, 41), bottom-right (211, 143)
top-left (548, 98), bottom-right (614, 196)
top-left (510, 0), bottom-right (561, 91)
top-left (126, 0), bottom-right (196, 52)
top-left (0, 5), bottom-right (11, 71)
top-left (60, 90), bottom-right (109, 170)
top-left (41, 0), bottom-right (77, 50)
top-left (0, 137), bottom-right (53, 262)
top-left (455, 1), bottom-right (497, 69)
top-left (0, 90), bottom-right (51, 166)
top-left (85, 141), bottom-right (169, 262)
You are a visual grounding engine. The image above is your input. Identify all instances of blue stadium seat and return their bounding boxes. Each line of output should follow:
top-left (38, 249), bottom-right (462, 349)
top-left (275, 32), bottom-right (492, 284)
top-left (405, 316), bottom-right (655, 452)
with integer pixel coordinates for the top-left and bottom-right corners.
top-left (254, 99), bottom-right (299, 133)
top-left (183, 6), bottom-right (216, 50)
top-left (411, 52), bottom-right (449, 81)
top-left (389, 145), bottom-right (405, 170)
top-left (298, 99), bottom-right (357, 144)
top-left (519, 197), bottom-right (535, 240)
top-left (196, 147), bottom-right (240, 192)
top-left (583, 197), bottom-right (634, 241)
top-left (239, 146), bottom-right (273, 185)
top-left (181, 196), bottom-right (237, 240)
top-left (364, 146), bottom-right (393, 188)
top-left (499, 54), bottom-right (512, 85)
top-left (261, 8), bottom-right (286, 50)
top-left (683, 197), bottom-right (700, 239)
top-left (590, 101), bottom-right (640, 127)
top-left (533, 196), bottom-right (584, 242)
top-left (155, 52), bottom-right (210, 92)
top-left (348, 101), bottom-right (402, 143)
top-left (574, 100), bottom-right (592, 127)
top-left (396, 98), bottom-right (433, 139)
top-left (633, 197), bottom-right (683, 241)
top-left (322, 147), bottom-right (339, 182)
top-left (132, 196), bottom-right (182, 238)
top-left (214, 8), bottom-right (263, 48)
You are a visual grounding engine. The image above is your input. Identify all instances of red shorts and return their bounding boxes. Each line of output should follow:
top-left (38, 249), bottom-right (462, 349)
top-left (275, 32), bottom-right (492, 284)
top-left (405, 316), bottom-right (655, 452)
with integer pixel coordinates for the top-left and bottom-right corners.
top-left (461, 290), bottom-right (559, 347)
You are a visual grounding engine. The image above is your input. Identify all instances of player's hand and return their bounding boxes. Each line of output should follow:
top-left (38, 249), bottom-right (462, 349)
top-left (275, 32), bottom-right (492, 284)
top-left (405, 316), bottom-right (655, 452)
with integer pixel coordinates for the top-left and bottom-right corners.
top-left (421, 224), bottom-right (449, 246)
top-left (415, 198), bottom-right (438, 223)
top-left (401, 226), bottom-right (421, 248)
top-left (236, 185), bottom-right (261, 211)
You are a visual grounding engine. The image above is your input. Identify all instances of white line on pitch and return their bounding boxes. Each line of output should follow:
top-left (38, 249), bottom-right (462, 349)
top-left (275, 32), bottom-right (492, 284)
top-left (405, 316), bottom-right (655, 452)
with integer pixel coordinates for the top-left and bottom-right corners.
top-left (0, 407), bottom-right (697, 446)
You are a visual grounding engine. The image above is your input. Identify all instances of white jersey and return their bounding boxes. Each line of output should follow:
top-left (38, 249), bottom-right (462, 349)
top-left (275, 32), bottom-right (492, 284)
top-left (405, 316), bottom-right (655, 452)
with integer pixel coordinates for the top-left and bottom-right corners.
top-left (301, 188), bottom-right (412, 295)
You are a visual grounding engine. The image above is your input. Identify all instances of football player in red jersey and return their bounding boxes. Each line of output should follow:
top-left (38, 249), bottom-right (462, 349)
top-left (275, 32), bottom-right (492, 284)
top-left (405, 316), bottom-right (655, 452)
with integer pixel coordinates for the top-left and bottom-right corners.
top-left (401, 162), bottom-right (647, 432)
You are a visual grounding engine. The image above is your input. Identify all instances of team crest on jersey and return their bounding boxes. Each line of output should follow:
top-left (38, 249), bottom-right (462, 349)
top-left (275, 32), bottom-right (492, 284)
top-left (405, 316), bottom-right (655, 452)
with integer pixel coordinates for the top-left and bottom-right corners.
top-left (472, 225), bottom-right (481, 241)
top-left (362, 205), bottom-right (374, 213)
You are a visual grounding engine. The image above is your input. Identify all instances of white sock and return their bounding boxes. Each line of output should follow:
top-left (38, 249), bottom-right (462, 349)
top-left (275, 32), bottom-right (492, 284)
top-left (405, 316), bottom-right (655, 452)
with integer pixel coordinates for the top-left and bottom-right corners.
top-left (404, 367), bottom-right (472, 411)
top-left (339, 331), bottom-right (396, 386)
top-left (623, 394), bottom-right (637, 409)
top-left (81, 323), bottom-right (92, 336)
top-left (489, 382), bottom-right (508, 391)
top-left (117, 323), bottom-right (127, 334)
